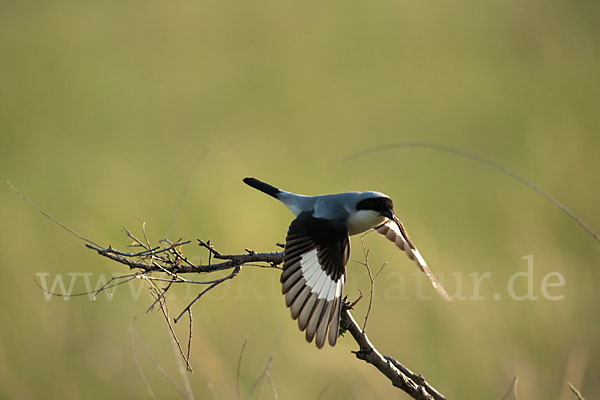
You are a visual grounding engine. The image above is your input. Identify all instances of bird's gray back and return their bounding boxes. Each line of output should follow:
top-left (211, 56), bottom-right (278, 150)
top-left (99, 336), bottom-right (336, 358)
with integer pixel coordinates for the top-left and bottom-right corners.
top-left (277, 192), bottom-right (316, 216)
top-left (278, 190), bottom-right (387, 219)
top-left (312, 192), bottom-right (365, 220)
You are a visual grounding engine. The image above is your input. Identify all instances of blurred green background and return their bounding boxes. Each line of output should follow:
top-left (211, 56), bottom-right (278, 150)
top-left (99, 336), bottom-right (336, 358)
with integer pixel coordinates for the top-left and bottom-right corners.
top-left (1, 0), bottom-right (599, 399)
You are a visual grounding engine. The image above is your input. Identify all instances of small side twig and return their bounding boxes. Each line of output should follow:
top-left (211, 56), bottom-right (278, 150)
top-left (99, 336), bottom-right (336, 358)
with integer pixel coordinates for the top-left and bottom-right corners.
top-left (316, 383), bottom-right (330, 400)
top-left (568, 383), bottom-right (586, 400)
top-left (237, 337), bottom-right (248, 400)
top-left (145, 277), bottom-right (193, 373)
top-left (7, 180), bottom-right (101, 247)
top-left (173, 266), bottom-right (241, 323)
top-left (501, 376), bottom-right (518, 400)
top-left (247, 356), bottom-right (274, 400)
top-left (265, 370), bottom-right (278, 400)
top-left (357, 236), bottom-right (387, 333)
top-left (186, 309), bottom-right (193, 369)
top-left (32, 272), bottom-right (142, 299)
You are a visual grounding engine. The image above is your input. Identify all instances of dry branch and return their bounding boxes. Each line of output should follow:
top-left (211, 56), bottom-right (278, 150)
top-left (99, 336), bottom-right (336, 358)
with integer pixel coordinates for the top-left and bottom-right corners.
top-left (340, 309), bottom-right (446, 400)
top-left (84, 227), bottom-right (447, 400)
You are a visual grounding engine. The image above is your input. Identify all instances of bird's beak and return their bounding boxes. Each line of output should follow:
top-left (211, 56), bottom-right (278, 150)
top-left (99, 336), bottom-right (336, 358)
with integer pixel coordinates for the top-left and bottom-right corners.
top-left (387, 210), bottom-right (404, 229)
top-left (382, 209), bottom-right (395, 221)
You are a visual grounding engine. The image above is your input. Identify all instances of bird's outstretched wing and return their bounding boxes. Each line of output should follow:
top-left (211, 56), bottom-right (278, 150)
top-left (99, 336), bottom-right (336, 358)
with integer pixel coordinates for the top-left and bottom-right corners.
top-left (281, 212), bottom-right (349, 348)
top-left (375, 218), bottom-right (452, 302)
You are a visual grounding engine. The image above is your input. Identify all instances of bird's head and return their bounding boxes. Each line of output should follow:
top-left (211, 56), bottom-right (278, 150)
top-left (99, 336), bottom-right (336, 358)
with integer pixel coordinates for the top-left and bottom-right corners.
top-left (356, 192), bottom-right (396, 221)
top-left (346, 192), bottom-right (399, 235)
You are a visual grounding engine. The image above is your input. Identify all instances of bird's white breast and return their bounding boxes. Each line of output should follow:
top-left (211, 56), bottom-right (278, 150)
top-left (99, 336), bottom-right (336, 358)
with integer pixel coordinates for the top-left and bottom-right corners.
top-left (347, 210), bottom-right (386, 235)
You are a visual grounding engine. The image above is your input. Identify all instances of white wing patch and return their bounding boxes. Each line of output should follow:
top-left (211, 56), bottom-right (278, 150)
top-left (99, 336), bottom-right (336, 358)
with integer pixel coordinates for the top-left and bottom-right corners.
top-left (281, 247), bottom-right (345, 348)
top-left (300, 249), bottom-right (337, 300)
top-left (300, 249), bottom-right (321, 282)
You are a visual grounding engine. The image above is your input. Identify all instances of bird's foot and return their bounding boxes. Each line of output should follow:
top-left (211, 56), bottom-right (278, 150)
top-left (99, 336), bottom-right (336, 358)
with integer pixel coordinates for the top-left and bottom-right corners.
top-left (342, 290), bottom-right (364, 311)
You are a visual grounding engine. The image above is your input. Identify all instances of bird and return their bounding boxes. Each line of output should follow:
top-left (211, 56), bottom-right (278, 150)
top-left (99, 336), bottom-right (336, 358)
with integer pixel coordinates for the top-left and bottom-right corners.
top-left (243, 177), bottom-right (450, 349)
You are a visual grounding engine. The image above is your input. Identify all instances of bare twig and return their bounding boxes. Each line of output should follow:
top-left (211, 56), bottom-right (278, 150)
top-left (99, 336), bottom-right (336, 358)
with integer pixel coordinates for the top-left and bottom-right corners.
top-left (140, 221), bottom-right (152, 251)
top-left (237, 337), bottom-right (248, 400)
top-left (32, 272), bottom-right (142, 299)
top-left (123, 226), bottom-right (151, 251)
top-left (568, 383), bottom-right (585, 400)
top-left (86, 242), bottom-right (282, 275)
top-left (348, 290), bottom-right (364, 309)
top-left (340, 306), bottom-right (447, 400)
top-left (169, 319), bottom-right (195, 400)
top-left (358, 237), bottom-right (373, 333)
top-left (186, 309), bottom-right (193, 369)
top-left (316, 383), bottom-right (330, 400)
top-left (357, 236), bottom-right (387, 333)
top-left (265, 371), bottom-right (278, 400)
top-left (145, 277), bottom-right (177, 314)
top-left (7, 180), bottom-right (101, 247)
top-left (145, 277), bottom-right (193, 372)
top-left (173, 266), bottom-right (241, 323)
top-left (501, 376), bottom-right (518, 400)
top-left (247, 356), bottom-right (273, 399)
top-left (92, 273), bottom-right (140, 301)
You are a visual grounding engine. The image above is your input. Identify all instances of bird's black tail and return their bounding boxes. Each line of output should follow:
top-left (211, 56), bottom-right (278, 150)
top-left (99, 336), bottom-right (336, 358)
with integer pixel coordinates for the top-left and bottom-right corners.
top-left (243, 177), bottom-right (281, 199)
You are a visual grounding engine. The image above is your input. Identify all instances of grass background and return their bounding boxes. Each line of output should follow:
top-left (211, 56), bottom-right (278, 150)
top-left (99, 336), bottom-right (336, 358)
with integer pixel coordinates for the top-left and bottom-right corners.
top-left (1, 0), bottom-right (599, 398)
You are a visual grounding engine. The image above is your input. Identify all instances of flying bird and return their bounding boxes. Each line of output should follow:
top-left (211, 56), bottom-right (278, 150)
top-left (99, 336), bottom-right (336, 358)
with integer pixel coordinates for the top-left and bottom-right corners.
top-left (243, 177), bottom-right (450, 348)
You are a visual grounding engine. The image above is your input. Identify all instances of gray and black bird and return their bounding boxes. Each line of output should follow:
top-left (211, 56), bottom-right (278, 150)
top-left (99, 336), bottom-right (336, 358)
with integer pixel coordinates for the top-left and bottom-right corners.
top-left (243, 177), bottom-right (449, 348)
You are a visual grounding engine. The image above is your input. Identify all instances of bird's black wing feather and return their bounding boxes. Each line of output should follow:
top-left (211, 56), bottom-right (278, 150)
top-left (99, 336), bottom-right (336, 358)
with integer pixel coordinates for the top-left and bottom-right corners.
top-left (281, 212), bottom-right (349, 348)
